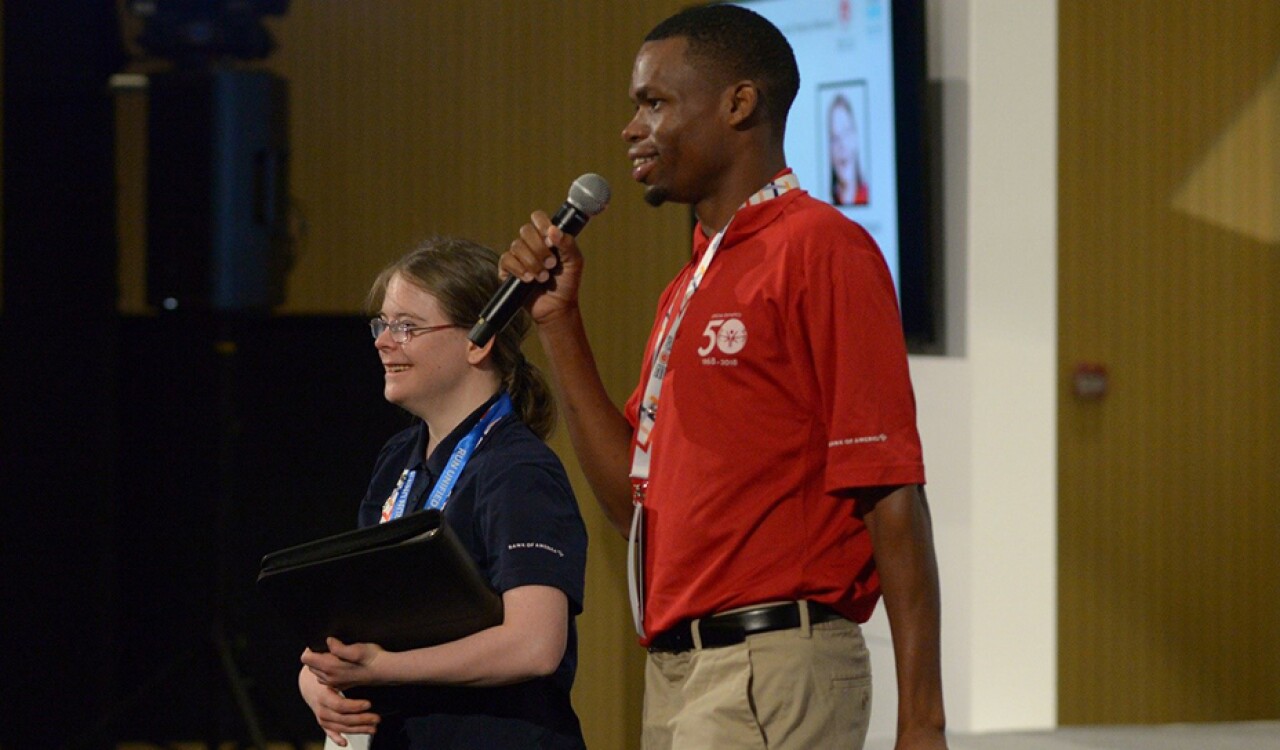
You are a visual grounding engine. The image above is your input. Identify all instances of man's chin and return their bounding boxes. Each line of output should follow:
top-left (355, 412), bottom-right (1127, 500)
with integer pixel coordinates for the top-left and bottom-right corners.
top-left (643, 185), bottom-right (669, 207)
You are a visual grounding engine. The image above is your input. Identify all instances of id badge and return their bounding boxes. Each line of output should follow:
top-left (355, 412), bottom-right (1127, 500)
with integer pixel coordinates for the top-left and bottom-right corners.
top-left (626, 501), bottom-right (646, 637)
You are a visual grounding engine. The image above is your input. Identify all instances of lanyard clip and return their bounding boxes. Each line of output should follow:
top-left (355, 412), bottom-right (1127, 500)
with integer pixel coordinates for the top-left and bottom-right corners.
top-left (632, 480), bottom-right (648, 505)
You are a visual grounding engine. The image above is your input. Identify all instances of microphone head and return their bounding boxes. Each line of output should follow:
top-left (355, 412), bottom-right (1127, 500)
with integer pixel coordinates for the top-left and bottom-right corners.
top-left (567, 173), bottom-right (611, 217)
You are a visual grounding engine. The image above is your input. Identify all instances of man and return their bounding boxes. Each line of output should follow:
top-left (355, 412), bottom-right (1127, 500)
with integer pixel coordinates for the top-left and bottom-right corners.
top-left (502, 5), bottom-right (947, 749)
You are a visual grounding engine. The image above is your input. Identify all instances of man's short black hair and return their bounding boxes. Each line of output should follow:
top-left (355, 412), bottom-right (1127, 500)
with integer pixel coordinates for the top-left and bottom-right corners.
top-left (646, 4), bottom-right (800, 137)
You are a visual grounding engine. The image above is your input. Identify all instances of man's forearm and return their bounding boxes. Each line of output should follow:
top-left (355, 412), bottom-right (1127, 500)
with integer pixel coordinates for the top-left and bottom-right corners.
top-left (862, 485), bottom-right (947, 739)
top-left (535, 306), bottom-right (636, 535)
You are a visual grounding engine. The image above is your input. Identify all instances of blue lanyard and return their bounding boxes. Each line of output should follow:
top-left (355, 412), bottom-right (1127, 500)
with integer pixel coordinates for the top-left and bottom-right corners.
top-left (388, 392), bottom-right (514, 520)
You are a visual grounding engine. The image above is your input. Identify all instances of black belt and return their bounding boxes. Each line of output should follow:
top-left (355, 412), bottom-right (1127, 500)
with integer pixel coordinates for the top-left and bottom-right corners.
top-left (648, 601), bottom-right (844, 653)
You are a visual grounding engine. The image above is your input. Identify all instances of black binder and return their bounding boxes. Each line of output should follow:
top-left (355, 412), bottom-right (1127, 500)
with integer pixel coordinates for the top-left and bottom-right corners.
top-left (256, 509), bottom-right (503, 653)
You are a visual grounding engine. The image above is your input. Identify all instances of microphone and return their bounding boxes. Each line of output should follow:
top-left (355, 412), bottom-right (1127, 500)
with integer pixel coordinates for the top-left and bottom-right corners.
top-left (468, 173), bottom-right (611, 347)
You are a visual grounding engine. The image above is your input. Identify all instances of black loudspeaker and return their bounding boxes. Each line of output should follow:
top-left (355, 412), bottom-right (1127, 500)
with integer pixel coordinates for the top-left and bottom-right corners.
top-left (146, 68), bottom-right (290, 312)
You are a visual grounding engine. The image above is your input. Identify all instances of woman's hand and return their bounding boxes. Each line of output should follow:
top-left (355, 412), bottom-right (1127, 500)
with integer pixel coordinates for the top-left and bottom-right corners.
top-left (301, 637), bottom-right (388, 692)
top-left (297, 663), bottom-right (380, 746)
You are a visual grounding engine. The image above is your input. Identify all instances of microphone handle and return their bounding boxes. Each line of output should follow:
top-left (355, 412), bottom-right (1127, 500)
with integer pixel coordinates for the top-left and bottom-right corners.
top-left (551, 203), bottom-right (590, 236)
top-left (468, 276), bottom-right (533, 346)
top-left (467, 203), bottom-right (588, 347)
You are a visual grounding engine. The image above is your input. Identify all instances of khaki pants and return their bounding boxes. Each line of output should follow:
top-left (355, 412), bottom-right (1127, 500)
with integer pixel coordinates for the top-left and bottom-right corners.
top-left (642, 614), bottom-right (872, 750)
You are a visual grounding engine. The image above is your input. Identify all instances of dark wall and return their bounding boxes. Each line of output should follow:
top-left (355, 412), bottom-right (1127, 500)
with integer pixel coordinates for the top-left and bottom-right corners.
top-left (2, 3), bottom-right (126, 748)
top-left (106, 315), bottom-right (407, 745)
top-left (1, 5), bottom-right (407, 747)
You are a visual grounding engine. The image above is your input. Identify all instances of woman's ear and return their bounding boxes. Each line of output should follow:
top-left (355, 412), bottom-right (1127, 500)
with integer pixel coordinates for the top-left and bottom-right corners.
top-left (466, 336), bottom-right (495, 365)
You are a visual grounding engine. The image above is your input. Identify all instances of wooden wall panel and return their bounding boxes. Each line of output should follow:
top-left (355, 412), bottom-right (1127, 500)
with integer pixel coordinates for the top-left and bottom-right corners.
top-left (1059, 0), bottom-right (1280, 725)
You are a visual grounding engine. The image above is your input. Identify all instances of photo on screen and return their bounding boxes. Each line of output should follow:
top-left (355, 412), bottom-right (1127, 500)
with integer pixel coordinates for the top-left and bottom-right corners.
top-left (820, 81), bottom-right (872, 209)
top-left (733, 0), bottom-right (939, 350)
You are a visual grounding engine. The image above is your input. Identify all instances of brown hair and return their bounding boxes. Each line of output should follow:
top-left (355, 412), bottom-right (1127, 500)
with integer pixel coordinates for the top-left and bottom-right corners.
top-left (365, 236), bottom-right (556, 439)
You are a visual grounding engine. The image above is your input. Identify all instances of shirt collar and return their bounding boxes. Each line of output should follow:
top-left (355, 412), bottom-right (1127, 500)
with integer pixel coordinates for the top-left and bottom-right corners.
top-left (692, 168), bottom-right (803, 258)
top-left (409, 391), bottom-right (505, 475)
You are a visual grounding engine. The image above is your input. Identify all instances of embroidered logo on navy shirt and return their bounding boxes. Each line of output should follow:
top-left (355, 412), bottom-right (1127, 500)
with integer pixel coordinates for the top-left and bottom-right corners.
top-left (508, 541), bottom-right (566, 558)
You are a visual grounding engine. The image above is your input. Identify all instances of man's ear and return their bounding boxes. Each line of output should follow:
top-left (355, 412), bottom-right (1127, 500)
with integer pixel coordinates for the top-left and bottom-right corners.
top-left (725, 80), bottom-right (761, 128)
top-left (466, 336), bottom-right (494, 365)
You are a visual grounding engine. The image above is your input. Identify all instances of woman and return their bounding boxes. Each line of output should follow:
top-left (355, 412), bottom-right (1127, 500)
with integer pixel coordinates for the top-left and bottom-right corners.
top-left (298, 237), bottom-right (588, 749)
top-left (828, 93), bottom-right (869, 207)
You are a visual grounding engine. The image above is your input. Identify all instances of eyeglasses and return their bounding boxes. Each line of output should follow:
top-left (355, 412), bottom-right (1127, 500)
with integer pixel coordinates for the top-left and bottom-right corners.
top-left (369, 318), bottom-right (463, 344)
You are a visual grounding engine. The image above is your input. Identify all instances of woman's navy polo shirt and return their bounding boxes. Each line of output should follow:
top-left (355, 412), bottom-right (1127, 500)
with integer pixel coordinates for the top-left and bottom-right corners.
top-left (356, 395), bottom-right (588, 749)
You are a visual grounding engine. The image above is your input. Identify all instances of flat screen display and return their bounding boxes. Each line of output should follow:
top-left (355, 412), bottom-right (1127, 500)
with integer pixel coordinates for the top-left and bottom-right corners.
top-left (733, 0), bottom-right (936, 348)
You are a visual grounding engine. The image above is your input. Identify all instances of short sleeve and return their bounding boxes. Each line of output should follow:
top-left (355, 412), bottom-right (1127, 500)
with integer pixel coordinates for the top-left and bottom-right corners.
top-left (795, 219), bottom-right (925, 493)
top-left (472, 457), bottom-right (588, 615)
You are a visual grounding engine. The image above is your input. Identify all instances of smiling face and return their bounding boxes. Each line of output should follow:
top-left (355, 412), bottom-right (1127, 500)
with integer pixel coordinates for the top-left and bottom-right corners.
top-left (375, 272), bottom-right (473, 422)
top-left (829, 97), bottom-right (858, 182)
top-left (623, 37), bottom-right (735, 211)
